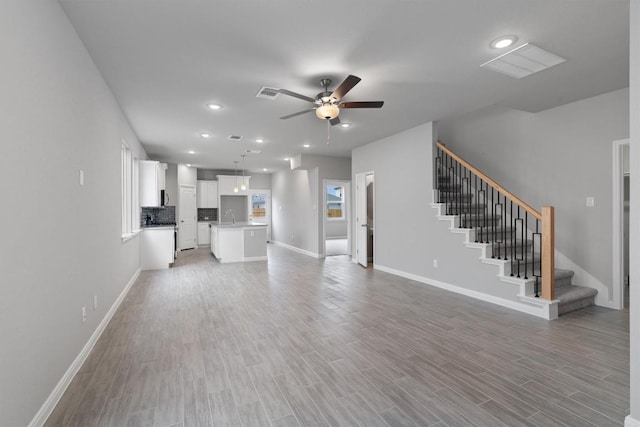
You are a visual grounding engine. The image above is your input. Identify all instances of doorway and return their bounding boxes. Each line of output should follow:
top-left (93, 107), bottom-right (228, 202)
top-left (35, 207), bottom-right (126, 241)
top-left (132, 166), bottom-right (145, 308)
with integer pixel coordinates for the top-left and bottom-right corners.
top-left (613, 139), bottom-right (630, 309)
top-left (179, 185), bottom-right (197, 250)
top-left (355, 172), bottom-right (374, 267)
top-left (248, 189), bottom-right (272, 242)
top-left (323, 180), bottom-right (351, 257)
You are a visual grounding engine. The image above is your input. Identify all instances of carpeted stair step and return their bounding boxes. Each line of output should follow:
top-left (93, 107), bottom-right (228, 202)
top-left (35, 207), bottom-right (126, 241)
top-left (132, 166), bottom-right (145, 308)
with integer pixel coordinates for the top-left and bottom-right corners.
top-left (555, 285), bottom-right (598, 315)
top-left (491, 239), bottom-right (534, 258)
top-left (438, 192), bottom-right (473, 203)
top-left (474, 226), bottom-right (516, 242)
top-left (554, 269), bottom-right (574, 288)
top-left (444, 203), bottom-right (488, 215)
top-left (460, 214), bottom-right (501, 228)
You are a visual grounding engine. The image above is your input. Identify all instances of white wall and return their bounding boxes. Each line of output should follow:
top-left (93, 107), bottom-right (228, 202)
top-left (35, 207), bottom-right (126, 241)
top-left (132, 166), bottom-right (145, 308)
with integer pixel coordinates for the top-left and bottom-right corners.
top-left (271, 168), bottom-right (318, 254)
top-left (439, 88), bottom-right (629, 307)
top-left (627, 0), bottom-right (639, 423)
top-left (271, 155), bottom-right (350, 255)
top-left (0, 1), bottom-right (146, 425)
top-left (352, 123), bottom-right (538, 307)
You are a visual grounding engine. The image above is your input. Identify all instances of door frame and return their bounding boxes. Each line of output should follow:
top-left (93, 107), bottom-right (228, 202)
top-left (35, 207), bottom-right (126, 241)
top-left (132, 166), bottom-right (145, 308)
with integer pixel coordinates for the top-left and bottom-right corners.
top-left (322, 179), bottom-right (351, 257)
top-left (613, 138), bottom-right (630, 310)
top-left (353, 171), bottom-right (374, 266)
top-left (178, 184), bottom-right (197, 250)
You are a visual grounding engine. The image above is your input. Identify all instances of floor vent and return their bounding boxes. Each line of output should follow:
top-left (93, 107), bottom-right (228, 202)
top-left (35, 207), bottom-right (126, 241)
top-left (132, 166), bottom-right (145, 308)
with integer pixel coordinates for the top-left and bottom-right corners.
top-left (228, 135), bottom-right (243, 141)
top-left (245, 149), bottom-right (261, 154)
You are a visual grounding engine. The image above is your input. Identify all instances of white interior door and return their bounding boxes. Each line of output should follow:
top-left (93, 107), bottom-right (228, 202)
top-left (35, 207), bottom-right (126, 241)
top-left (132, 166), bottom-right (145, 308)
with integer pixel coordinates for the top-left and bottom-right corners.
top-left (355, 173), bottom-right (368, 267)
top-left (249, 190), bottom-right (271, 241)
top-left (179, 185), bottom-right (197, 250)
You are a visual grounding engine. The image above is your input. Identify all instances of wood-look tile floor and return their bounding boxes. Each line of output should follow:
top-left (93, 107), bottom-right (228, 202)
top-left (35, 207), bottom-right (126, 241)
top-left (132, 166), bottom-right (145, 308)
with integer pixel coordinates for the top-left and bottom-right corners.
top-left (46, 245), bottom-right (630, 426)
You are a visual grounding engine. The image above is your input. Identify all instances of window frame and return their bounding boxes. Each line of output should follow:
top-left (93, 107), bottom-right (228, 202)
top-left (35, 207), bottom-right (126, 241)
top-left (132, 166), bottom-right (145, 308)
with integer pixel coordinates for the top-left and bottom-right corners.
top-left (121, 140), bottom-right (140, 241)
top-left (326, 184), bottom-right (345, 221)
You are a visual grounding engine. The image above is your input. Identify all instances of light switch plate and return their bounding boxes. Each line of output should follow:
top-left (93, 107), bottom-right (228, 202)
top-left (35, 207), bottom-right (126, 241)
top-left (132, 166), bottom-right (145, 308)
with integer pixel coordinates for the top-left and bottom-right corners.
top-left (586, 197), bottom-right (595, 207)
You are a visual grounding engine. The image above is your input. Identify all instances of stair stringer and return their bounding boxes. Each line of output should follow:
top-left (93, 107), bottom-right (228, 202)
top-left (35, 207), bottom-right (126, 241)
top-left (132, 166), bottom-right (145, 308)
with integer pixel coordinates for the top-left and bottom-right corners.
top-left (432, 202), bottom-right (559, 320)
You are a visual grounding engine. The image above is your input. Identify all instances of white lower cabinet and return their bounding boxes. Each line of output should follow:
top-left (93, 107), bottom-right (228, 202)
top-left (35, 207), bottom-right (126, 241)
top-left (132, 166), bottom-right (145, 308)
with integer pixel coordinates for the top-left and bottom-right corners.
top-left (141, 228), bottom-right (175, 270)
top-left (197, 222), bottom-right (210, 245)
top-left (210, 226), bottom-right (219, 258)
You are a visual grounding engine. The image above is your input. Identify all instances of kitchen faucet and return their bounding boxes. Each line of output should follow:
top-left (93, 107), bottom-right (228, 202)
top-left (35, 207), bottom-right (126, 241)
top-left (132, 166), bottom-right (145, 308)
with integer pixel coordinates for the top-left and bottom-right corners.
top-left (224, 209), bottom-right (236, 224)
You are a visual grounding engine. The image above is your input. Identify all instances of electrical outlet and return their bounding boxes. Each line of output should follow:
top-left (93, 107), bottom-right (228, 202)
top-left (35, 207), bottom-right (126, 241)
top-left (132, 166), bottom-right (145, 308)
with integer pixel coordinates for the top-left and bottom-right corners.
top-left (250, 230), bottom-right (255, 237)
top-left (586, 197), bottom-right (595, 207)
top-left (433, 259), bottom-right (438, 268)
top-left (93, 295), bottom-right (98, 310)
top-left (82, 306), bottom-right (87, 323)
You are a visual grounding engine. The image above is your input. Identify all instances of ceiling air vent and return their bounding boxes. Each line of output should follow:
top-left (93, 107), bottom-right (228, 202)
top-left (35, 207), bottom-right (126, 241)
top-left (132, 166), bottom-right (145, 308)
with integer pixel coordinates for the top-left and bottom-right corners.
top-left (245, 149), bottom-right (261, 154)
top-left (227, 135), bottom-right (243, 141)
top-left (480, 43), bottom-right (566, 79)
top-left (256, 86), bottom-right (281, 100)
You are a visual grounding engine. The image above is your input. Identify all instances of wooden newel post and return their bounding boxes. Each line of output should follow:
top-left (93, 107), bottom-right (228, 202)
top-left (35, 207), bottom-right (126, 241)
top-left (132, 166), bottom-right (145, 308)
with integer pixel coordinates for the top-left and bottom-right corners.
top-left (541, 206), bottom-right (555, 300)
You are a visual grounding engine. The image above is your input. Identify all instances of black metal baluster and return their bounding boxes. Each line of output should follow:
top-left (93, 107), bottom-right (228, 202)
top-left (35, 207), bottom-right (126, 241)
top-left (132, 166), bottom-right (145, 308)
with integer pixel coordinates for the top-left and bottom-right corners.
top-left (524, 212), bottom-right (529, 279)
top-left (510, 201), bottom-right (514, 277)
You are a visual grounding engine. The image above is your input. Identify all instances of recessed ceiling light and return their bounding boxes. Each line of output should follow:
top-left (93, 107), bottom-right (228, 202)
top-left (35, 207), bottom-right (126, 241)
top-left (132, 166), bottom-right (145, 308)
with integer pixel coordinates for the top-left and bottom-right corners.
top-left (200, 133), bottom-right (211, 138)
top-left (490, 35), bottom-right (517, 49)
top-left (188, 150), bottom-right (195, 154)
top-left (256, 139), bottom-right (264, 143)
top-left (187, 164), bottom-right (192, 167)
top-left (284, 157), bottom-right (289, 161)
top-left (340, 123), bottom-right (351, 128)
top-left (263, 168), bottom-right (268, 172)
top-left (207, 103), bottom-right (222, 110)
top-left (303, 144), bottom-right (310, 148)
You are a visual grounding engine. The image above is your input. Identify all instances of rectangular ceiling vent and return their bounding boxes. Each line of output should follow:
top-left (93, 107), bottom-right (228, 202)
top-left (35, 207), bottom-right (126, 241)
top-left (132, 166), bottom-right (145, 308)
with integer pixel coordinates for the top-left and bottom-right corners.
top-left (245, 149), bottom-right (261, 154)
top-left (256, 86), bottom-right (281, 100)
top-left (480, 43), bottom-right (566, 79)
top-left (227, 135), bottom-right (243, 141)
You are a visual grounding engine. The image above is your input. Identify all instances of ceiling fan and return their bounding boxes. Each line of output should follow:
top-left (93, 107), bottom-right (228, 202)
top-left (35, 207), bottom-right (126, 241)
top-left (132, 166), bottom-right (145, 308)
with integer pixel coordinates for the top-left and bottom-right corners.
top-left (277, 75), bottom-right (384, 126)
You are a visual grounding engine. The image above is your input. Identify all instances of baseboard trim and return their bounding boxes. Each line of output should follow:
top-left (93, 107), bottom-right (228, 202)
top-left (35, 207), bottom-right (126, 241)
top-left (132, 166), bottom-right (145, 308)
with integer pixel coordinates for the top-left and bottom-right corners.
top-left (374, 264), bottom-right (554, 319)
top-left (29, 268), bottom-right (141, 427)
top-left (271, 240), bottom-right (321, 258)
top-left (626, 416), bottom-right (640, 427)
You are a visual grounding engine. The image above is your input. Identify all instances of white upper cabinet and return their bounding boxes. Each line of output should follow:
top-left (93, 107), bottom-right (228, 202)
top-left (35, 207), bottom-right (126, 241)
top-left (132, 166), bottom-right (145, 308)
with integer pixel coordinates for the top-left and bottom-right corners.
top-left (217, 175), bottom-right (250, 196)
top-left (140, 160), bottom-right (167, 207)
top-left (197, 180), bottom-right (218, 208)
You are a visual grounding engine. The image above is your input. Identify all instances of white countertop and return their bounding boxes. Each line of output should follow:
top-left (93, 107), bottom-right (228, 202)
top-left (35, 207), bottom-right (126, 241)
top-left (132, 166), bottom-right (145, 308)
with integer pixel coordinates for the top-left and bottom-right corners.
top-left (210, 222), bottom-right (267, 228)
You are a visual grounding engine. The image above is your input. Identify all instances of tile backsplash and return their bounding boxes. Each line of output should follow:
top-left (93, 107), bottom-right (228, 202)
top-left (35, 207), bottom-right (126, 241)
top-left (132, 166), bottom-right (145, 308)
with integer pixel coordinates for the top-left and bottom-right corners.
top-left (141, 206), bottom-right (176, 226)
top-left (198, 208), bottom-right (218, 222)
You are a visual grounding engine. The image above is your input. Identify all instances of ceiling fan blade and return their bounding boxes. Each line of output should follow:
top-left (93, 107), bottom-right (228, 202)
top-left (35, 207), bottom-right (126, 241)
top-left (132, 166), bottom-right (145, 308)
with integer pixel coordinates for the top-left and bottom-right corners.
top-left (329, 116), bottom-right (341, 126)
top-left (280, 108), bottom-right (315, 120)
top-left (277, 88), bottom-right (316, 103)
top-left (340, 101), bottom-right (384, 109)
top-left (331, 75), bottom-right (361, 100)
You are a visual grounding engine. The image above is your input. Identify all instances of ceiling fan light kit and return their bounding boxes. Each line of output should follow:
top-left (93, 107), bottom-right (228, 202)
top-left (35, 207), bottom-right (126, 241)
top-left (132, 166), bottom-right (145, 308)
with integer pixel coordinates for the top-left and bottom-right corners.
top-left (275, 74), bottom-right (384, 125)
top-left (315, 103), bottom-right (339, 120)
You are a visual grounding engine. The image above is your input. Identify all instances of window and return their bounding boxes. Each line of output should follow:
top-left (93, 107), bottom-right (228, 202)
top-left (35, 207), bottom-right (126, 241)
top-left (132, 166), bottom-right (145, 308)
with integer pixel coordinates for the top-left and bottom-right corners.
top-left (326, 185), bottom-right (345, 220)
top-left (121, 141), bottom-right (140, 239)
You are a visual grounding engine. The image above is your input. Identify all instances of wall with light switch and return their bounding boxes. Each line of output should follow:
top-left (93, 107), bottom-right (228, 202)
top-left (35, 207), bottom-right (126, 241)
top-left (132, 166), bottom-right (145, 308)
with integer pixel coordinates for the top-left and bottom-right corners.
top-left (0, 1), bottom-right (147, 425)
top-left (439, 87), bottom-right (629, 306)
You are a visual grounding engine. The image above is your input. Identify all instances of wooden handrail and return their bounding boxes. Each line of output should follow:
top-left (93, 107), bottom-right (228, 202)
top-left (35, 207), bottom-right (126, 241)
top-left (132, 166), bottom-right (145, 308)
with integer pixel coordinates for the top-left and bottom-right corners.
top-left (437, 142), bottom-right (542, 220)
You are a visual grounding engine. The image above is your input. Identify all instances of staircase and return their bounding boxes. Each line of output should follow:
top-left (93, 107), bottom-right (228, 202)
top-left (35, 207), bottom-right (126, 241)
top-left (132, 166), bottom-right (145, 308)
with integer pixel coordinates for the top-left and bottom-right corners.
top-left (434, 144), bottom-right (597, 318)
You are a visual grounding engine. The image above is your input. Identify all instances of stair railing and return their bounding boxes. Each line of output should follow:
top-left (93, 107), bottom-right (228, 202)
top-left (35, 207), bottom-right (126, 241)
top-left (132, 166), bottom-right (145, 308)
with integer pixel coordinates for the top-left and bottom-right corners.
top-left (434, 142), bottom-right (555, 300)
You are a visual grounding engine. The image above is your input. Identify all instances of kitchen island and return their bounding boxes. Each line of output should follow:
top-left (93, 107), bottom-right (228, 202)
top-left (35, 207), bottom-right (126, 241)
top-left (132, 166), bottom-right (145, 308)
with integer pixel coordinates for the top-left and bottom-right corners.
top-left (210, 222), bottom-right (267, 263)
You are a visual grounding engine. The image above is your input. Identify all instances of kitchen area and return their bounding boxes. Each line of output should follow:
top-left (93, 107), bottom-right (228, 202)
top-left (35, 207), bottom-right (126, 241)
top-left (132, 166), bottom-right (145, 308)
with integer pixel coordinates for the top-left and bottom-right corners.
top-left (140, 161), bottom-right (271, 269)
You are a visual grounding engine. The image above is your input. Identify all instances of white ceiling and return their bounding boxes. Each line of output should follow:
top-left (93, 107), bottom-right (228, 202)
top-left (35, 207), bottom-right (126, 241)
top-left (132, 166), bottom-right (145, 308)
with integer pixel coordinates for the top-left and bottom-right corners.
top-left (60, 0), bottom-right (629, 173)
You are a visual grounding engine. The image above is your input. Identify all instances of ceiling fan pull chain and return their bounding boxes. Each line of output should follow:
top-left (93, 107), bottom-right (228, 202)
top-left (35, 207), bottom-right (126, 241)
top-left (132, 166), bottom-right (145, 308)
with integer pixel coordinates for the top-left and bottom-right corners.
top-left (327, 119), bottom-right (331, 144)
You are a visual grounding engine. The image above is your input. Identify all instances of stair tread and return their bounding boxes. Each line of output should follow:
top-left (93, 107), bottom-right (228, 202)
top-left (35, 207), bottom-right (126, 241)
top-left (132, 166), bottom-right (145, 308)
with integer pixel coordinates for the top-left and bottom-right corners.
top-left (555, 285), bottom-right (598, 304)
